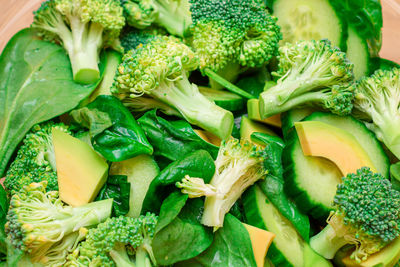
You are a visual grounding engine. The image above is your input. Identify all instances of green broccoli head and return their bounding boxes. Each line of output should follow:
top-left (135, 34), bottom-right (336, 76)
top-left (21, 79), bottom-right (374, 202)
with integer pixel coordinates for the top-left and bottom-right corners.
top-left (32, 0), bottom-right (125, 84)
top-left (177, 138), bottom-right (267, 229)
top-left (67, 214), bottom-right (158, 267)
top-left (189, 0), bottom-right (281, 87)
top-left (121, 0), bottom-right (192, 37)
top-left (310, 167), bottom-right (400, 262)
top-left (5, 122), bottom-right (70, 195)
top-left (112, 35), bottom-right (234, 140)
top-left (5, 181), bottom-right (113, 264)
top-left (353, 68), bottom-right (400, 159)
top-left (120, 26), bottom-right (165, 52)
top-left (259, 39), bottom-right (355, 118)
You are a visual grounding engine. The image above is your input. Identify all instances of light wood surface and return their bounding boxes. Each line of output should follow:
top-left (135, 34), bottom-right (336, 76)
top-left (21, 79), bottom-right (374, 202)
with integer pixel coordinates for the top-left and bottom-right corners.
top-left (0, 0), bottom-right (400, 62)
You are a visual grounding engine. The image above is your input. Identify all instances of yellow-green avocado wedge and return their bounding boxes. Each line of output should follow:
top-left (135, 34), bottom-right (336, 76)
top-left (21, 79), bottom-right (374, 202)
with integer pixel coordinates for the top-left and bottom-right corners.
top-left (53, 128), bottom-right (108, 206)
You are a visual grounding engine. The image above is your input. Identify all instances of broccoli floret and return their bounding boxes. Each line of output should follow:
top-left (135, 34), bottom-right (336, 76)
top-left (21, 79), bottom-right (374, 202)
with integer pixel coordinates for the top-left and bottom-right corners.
top-left (176, 138), bottom-right (267, 229)
top-left (121, 0), bottom-right (191, 37)
top-left (310, 167), bottom-right (400, 262)
top-left (258, 39), bottom-right (355, 118)
top-left (120, 27), bottom-right (165, 52)
top-left (112, 35), bottom-right (234, 140)
top-left (67, 213), bottom-right (157, 267)
top-left (32, 0), bottom-right (125, 84)
top-left (5, 181), bottom-right (113, 264)
top-left (353, 68), bottom-right (400, 159)
top-left (189, 0), bottom-right (281, 89)
top-left (4, 122), bottom-right (70, 195)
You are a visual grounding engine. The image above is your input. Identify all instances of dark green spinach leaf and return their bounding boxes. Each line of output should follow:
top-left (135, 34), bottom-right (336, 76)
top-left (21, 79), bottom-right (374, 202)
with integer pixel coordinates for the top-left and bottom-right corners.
top-left (0, 29), bottom-right (104, 176)
top-left (138, 110), bottom-right (219, 161)
top-left (141, 150), bottom-right (215, 214)
top-left (193, 214), bottom-right (256, 267)
top-left (252, 132), bottom-right (311, 241)
top-left (72, 95), bottom-right (153, 161)
top-left (152, 196), bottom-right (213, 265)
top-left (95, 175), bottom-right (130, 217)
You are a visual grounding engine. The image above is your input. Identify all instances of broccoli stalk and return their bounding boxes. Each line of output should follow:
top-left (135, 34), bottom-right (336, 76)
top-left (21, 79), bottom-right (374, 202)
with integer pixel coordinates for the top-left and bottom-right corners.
top-left (123, 96), bottom-right (183, 118)
top-left (121, 0), bottom-right (192, 37)
top-left (112, 36), bottom-right (234, 140)
top-left (68, 214), bottom-right (158, 266)
top-left (259, 40), bottom-right (355, 118)
top-left (5, 181), bottom-right (113, 263)
top-left (176, 139), bottom-right (267, 229)
top-left (189, 0), bottom-right (281, 90)
top-left (5, 122), bottom-right (70, 195)
top-left (32, 0), bottom-right (125, 84)
top-left (353, 68), bottom-right (400, 159)
top-left (310, 167), bottom-right (400, 262)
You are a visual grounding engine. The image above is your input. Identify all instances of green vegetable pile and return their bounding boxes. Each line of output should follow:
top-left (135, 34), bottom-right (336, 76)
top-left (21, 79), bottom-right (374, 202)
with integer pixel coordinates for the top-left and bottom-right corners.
top-left (0, 0), bottom-right (400, 266)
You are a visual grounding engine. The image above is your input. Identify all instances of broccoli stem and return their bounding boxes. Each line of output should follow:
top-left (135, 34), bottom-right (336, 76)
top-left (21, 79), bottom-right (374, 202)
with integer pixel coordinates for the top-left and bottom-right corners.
top-left (259, 88), bottom-right (329, 118)
top-left (154, 1), bottom-right (191, 37)
top-left (151, 74), bottom-right (234, 140)
top-left (375, 117), bottom-right (400, 159)
top-left (109, 244), bottom-right (135, 267)
top-left (310, 224), bottom-right (349, 259)
top-left (135, 246), bottom-right (153, 267)
top-left (67, 18), bottom-right (102, 84)
top-left (208, 63), bottom-right (242, 90)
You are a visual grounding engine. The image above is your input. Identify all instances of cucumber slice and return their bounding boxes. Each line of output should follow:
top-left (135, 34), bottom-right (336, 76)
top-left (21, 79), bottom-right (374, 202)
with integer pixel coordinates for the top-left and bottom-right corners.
top-left (110, 155), bottom-right (160, 218)
top-left (283, 129), bottom-right (342, 220)
top-left (346, 26), bottom-right (371, 79)
top-left (281, 108), bottom-right (314, 140)
top-left (199, 86), bottom-right (245, 111)
top-left (272, 0), bottom-right (345, 48)
top-left (243, 185), bottom-right (332, 267)
top-left (283, 112), bottom-right (390, 219)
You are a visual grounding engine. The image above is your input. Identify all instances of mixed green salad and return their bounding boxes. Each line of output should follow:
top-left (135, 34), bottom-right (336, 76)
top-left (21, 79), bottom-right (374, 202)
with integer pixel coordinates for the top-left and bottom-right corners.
top-left (1, 0), bottom-right (400, 266)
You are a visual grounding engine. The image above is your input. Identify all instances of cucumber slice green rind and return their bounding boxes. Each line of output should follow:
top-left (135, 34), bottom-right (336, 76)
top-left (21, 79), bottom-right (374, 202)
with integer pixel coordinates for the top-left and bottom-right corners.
top-left (345, 26), bottom-right (371, 79)
top-left (199, 87), bottom-right (245, 111)
top-left (243, 185), bottom-right (303, 267)
top-left (281, 108), bottom-right (315, 141)
top-left (304, 112), bottom-right (390, 178)
top-left (282, 129), bottom-right (340, 220)
top-left (272, 0), bottom-right (346, 50)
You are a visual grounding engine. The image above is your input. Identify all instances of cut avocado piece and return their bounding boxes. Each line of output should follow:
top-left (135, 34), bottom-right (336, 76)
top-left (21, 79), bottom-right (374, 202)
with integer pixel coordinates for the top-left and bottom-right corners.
top-left (53, 128), bottom-right (108, 206)
top-left (243, 223), bottom-right (275, 267)
top-left (247, 99), bottom-right (281, 128)
top-left (336, 237), bottom-right (400, 267)
top-left (240, 116), bottom-right (276, 144)
top-left (194, 129), bottom-right (222, 146)
top-left (295, 121), bottom-right (376, 175)
top-left (110, 155), bottom-right (159, 218)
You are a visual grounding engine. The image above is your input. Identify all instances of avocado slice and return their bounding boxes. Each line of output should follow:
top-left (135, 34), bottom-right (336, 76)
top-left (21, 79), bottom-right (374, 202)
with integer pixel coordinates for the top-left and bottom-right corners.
top-left (53, 128), bottom-right (108, 206)
top-left (295, 121), bottom-right (376, 175)
top-left (247, 99), bottom-right (282, 128)
top-left (240, 116), bottom-right (276, 144)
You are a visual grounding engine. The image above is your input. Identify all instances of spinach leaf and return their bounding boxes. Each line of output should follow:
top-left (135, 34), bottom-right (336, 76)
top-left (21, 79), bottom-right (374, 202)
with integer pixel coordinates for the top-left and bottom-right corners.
top-left (0, 29), bottom-right (104, 176)
top-left (141, 150), bottom-right (215, 214)
top-left (252, 132), bottom-right (311, 241)
top-left (72, 95), bottom-right (153, 161)
top-left (153, 196), bottom-right (213, 265)
top-left (193, 214), bottom-right (256, 267)
top-left (95, 175), bottom-right (130, 217)
top-left (155, 191), bottom-right (189, 234)
top-left (138, 110), bottom-right (219, 161)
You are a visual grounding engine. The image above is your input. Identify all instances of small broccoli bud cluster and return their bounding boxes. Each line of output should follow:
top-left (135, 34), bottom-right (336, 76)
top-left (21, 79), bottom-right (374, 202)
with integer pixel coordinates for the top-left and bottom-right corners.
top-left (334, 167), bottom-right (400, 243)
top-left (323, 85), bottom-right (355, 116)
top-left (190, 0), bottom-right (281, 71)
top-left (5, 122), bottom-right (70, 195)
top-left (113, 36), bottom-right (199, 98)
top-left (69, 214), bottom-right (158, 266)
top-left (121, 0), bottom-right (157, 29)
